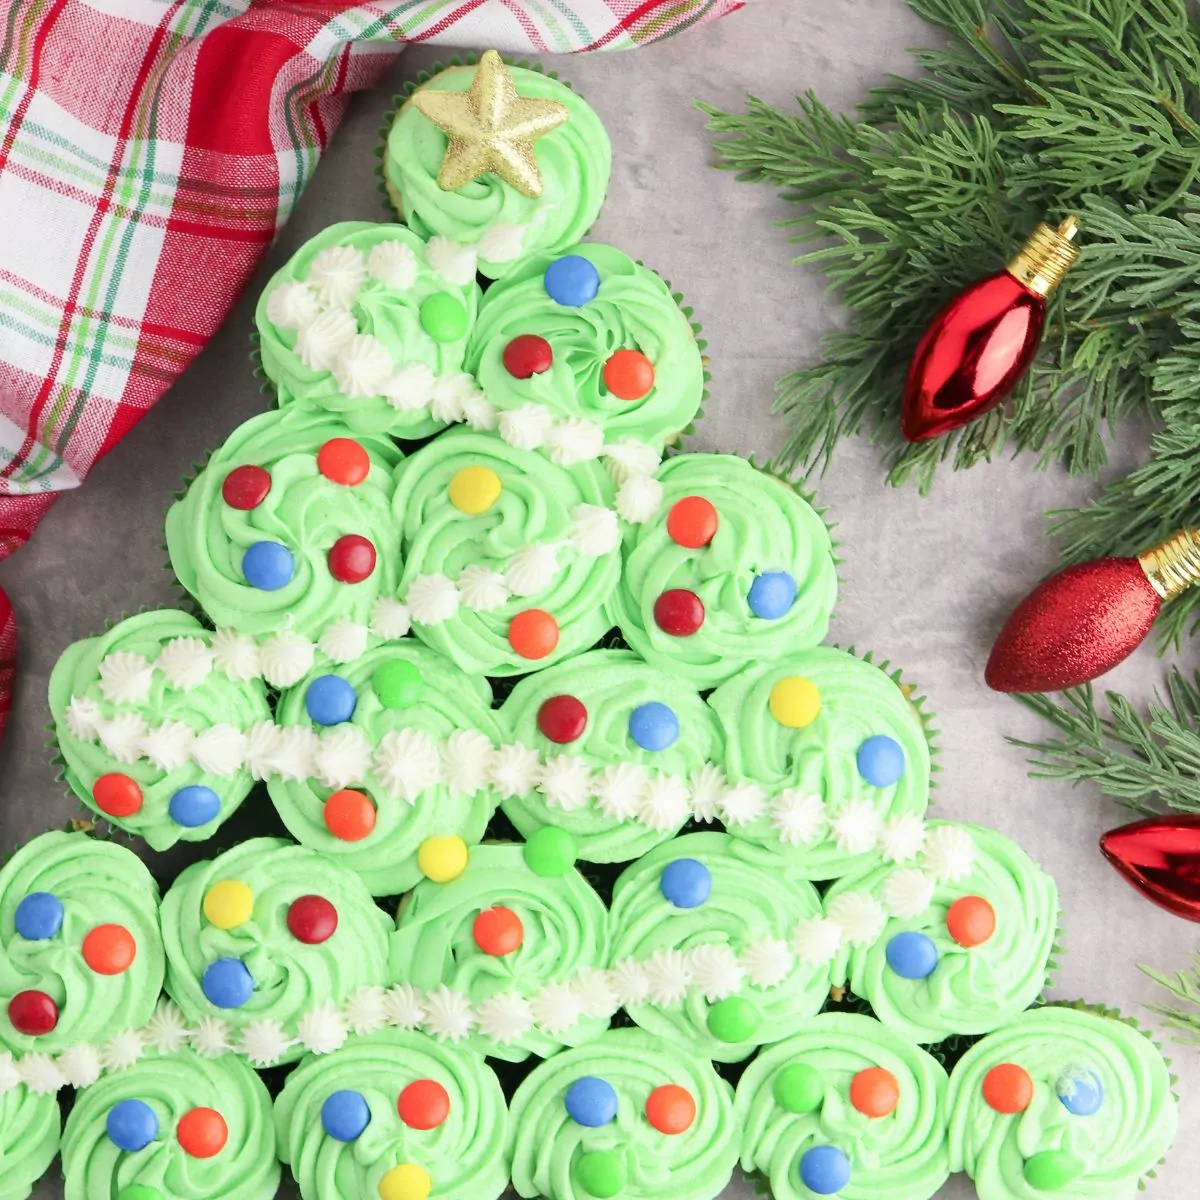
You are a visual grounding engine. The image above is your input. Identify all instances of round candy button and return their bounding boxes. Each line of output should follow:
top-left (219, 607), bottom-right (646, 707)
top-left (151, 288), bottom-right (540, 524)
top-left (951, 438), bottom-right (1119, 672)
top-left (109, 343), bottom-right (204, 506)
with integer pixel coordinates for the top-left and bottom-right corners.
top-left (646, 1084), bottom-right (695, 1134)
top-left (419, 292), bottom-right (469, 342)
top-left (653, 589), bottom-right (704, 636)
top-left (203, 880), bottom-right (254, 930)
top-left (748, 571), bottom-right (797, 620)
top-left (328, 534), bottom-right (376, 583)
top-left (106, 1098), bottom-right (158, 1152)
top-left (947, 895), bottom-right (996, 947)
top-left (379, 1163), bottom-right (432, 1200)
top-left (373, 659), bottom-right (424, 709)
top-left (856, 734), bottom-right (906, 787)
top-left (305, 674), bottom-right (357, 726)
top-left (509, 609), bottom-right (559, 659)
top-left (628, 701), bottom-right (679, 751)
top-left (799, 1145), bottom-right (851, 1195)
top-left (666, 496), bottom-right (718, 548)
top-left (537, 694), bottom-right (587, 744)
top-left (398, 1079), bottom-right (450, 1130)
top-left (522, 826), bottom-right (576, 877)
top-left (565, 1077), bottom-right (618, 1127)
top-left (1024, 1150), bottom-right (1084, 1191)
top-left (982, 1063), bottom-right (1033, 1114)
top-left (82, 924), bottom-right (136, 975)
top-left (448, 465), bottom-right (502, 515)
top-left (773, 1063), bottom-right (824, 1114)
top-left (8, 990), bottom-right (58, 1036)
top-left (544, 255), bottom-right (600, 307)
top-left (177, 1107), bottom-right (227, 1158)
top-left (576, 1149), bottom-right (627, 1198)
top-left (221, 464), bottom-right (271, 510)
top-left (318, 438), bottom-right (370, 486)
top-left (659, 858), bottom-right (712, 909)
top-left (324, 789), bottom-right (376, 841)
top-left (93, 773), bottom-right (143, 818)
top-left (769, 676), bottom-right (821, 728)
top-left (322, 1090), bottom-right (371, 1141)
top-left (886, 931), bottom-right (939, 979)
top-left (14, 892), bottom-right (63, 941)
top-left (242, 540), bottom-right (294, 590)
top-left (287, 895), bottom-right (338, 945)
top-left (418, 836), bottom-right (468, 883)
top-left (201, 958), bottom-right (254, 1009)
top-left (850, 1066), bottom-right (900, 1118)
top-left (603, 348), bottom-right (655, 401)
top-left (473, 906), bottom-right (523, 956)
top-left (503, 334), bottom-right (553, 378)
top-left (169, 785), bottom-right (220, 828)
top-left (1055, 1066), bottom-right (1103, 1116)
top-left (707, 996), bottom-right (761, 1044)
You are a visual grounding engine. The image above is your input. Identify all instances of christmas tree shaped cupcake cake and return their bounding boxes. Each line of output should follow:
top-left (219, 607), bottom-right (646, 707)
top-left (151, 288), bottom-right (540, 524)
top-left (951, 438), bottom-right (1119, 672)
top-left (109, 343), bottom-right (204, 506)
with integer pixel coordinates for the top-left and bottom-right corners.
top-left (274, 1029), bottom-right (511, 1200)
top-left (0, 1060), bottom-right (60, 1200)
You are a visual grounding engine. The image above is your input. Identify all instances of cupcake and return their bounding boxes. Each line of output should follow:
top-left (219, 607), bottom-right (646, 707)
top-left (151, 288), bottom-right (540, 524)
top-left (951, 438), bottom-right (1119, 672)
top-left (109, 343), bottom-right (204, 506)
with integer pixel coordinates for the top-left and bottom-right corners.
top-left (736, 1012), bottom-right (951, 1200)
top-left (255, 221), bottom-right (482, 440)
top-left (165, 408), bottom-right (403, 642)
top-left (606, 454), bottom-right (837, 687)
top-left (159, 837), bottom-right (391, 1064)
top-left (0, 831), bottom-right (163, 1056)
top-left (274, 1029), bottom-right (510, 1200)
top-left (946, 1004), bottom-right (1178, 1199)
top-left (0, 1066), bottom-right (60, 1200)
top-left (48, 610), bottom-right (271, 849)
top-left (509, 1027), bottom-right (738, 1200)
top-left (61, 1047), bottom-right (279, 1200)
top-left (390, 427), bottom-right (622, 676)
top-left (465, 243), bottom-right (705, 458)
top-left (497, 648), bottom-right (724, 862)
top-left (823, 821), bottom-right (1060, 1044)
top-left (390, 839), bottom-right (610, 1061)
top-left (382, 54), bottom-right (611, 279)
top-left (707, 647), bottom-right (933, 879)
top-left (267, 640), bottom-right (503, 895)
top-left (607, 832), bottom-right (827, 1062)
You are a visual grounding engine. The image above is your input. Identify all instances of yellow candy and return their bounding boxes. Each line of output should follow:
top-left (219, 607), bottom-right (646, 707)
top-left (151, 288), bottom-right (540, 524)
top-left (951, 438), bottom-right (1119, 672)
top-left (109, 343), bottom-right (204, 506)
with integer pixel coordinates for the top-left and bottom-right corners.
top-left (769, 676), bottom-right (821, 729)
top-left (202, 880), bottom-right (254, 929)
top-left (448, 466), bottom-right (502, 515)
top-left (379, 1164), bottom-right (432, 1200)
top-left (417, 835), bottom-right (469, 883)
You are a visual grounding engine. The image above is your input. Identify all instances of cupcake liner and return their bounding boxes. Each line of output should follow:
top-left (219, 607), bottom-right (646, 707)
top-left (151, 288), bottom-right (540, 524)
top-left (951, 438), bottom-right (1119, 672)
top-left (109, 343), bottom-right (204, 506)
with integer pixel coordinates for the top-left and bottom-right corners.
top-left (651, 271), bottom-right (710, 447)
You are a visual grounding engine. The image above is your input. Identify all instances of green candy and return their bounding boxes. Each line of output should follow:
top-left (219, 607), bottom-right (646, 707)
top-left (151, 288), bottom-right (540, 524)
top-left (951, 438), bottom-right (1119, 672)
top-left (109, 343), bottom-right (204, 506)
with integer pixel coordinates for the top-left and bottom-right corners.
top-left (372, 657), bottom-right (425, 709)
top-left (523, 826), bottom-right (577, 877)
top-left (706, 996), bottom-right (761, 1044)
top-left (576, 1150), bottom-right (627, 1198)
top-left (1023, 1150), bottom-right (1085, 1191)
top-left (420, 291), bottom-right (469, 342)
top-left (772, 1064), bottom-right (824, 1114)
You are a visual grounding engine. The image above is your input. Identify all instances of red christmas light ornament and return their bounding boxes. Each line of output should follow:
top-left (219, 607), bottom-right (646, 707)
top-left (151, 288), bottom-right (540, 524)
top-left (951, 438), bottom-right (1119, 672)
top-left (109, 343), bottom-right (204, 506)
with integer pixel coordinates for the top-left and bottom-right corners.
top-left (986, 528), bottom-right (1200, 693)
top-left (1100, 814), bottom-right (1200, 922)
top-left (901, 217), bottom-right (1080, 442)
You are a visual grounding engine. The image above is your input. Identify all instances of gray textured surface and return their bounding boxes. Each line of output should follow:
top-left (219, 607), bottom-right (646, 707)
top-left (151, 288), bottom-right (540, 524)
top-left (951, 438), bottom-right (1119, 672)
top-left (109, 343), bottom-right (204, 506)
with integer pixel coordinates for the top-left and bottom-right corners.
top-left (2, 3), bottom-right (1196, 1196)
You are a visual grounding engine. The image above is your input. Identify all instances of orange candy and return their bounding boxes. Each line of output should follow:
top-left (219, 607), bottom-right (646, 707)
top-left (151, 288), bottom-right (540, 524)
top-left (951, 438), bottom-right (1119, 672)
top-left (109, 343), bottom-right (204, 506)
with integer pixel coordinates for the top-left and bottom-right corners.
top-left (177, 1107), bottom-right (228, 1158)
top-left (603, 349), bottom-right (655, 401)
top-left (982, 1063), bottom-right (1033, 1114)
top-left (317, 438), bottom-right (370, 486)
top-left (946, 895), bottom-right (996, 947)
top-left (666, 496), bottom-right (718, 549)
top-left (92, 773), bottom-right (143, 818)
top-left (508, 609), bottom-right (559, 660)
top-left (645, 1085), bottom-right (696, 1134)
top-left (324, 790), bottom-right (377, 842)
top-left (82, 924), bottom-right (136, 975)
top-left (849, 1066), bottom-right (900, 1118)
top-left (398, 1079), bottom-right (450, 1130)
top-left (472, 906), bottom-right (524, 956)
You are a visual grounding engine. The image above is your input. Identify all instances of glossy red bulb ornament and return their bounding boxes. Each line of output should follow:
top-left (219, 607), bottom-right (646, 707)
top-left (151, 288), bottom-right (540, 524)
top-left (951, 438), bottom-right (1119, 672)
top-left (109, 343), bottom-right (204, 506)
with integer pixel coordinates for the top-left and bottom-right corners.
top-left (901, 217), bottom-right (1080, 442)
top-left (1100, 815), bottom-right (1200, 922)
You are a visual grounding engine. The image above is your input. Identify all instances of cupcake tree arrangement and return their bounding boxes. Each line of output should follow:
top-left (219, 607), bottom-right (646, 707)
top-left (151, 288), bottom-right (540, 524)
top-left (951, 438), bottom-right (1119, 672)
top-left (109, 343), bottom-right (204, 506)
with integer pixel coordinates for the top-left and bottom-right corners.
top-left (0, 51), bottom-right (1179, 1200)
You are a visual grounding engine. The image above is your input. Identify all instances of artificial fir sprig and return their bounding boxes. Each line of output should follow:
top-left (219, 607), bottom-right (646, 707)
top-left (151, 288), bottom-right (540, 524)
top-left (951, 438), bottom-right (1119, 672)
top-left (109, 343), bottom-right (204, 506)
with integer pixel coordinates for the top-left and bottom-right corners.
top-left (1145, 950), bottom-right (1200, 1043)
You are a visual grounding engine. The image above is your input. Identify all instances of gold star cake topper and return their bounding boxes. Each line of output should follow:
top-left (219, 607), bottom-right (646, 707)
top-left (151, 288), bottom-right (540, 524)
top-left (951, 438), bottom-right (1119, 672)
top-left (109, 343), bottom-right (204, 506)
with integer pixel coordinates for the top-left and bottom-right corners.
top-left (413, 50), bottom-right (569, 199)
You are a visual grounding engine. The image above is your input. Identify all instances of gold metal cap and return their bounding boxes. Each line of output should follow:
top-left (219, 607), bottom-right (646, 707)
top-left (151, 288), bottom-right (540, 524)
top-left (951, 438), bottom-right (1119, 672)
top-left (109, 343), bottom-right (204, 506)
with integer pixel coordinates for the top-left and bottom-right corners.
top-left (1138, 528), bottom-right (1200, 600)
top-left (1007, 216), bottom-right (1081, 297)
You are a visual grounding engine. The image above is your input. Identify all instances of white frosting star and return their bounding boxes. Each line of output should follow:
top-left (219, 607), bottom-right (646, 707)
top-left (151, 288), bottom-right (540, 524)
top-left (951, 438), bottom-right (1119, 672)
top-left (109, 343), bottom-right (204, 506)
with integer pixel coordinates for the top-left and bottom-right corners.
top-left (382, 984), bottom-right (426, 1031)
top-left (791, 916), bottom-right (843, 966)
top-left (688, 943), bottom-right (745, 1002)
top-left (603, 438), bottom-right (661, 485)
top-left (311, 726), bottom-right (372, 790)
top-left (138, 719), bottom-right (196, 773)
top-left (18, 1053), bottom-right (64, 1095)
top-left (592, 761), bottom-right (649, 821)
top-left (530, 981), bottom-right (586, 1036)
top-left (367, 240), bottom-right (418, 290)
top-left (615, 474), bottom-right (663, 524)
top-left (294, 308), bottom-right (356, 372)
top-left (155, 636), bottom-right (214, 689)
top-left (65, 695), bottom-right (102, 741)
top-left (55, 1045), bottom-right (103, 1089)
top-left (458, 564), bottom-right (510, 612)
top-left (373, 727), bottom-right (440, 802)
top-left (498, 402), bottom-right (554, 451)
top-left (568, 504), bottom-right (620, 556)
top-left (97, 651), bottom-right (153, 704)
top-left (425, 236), bottom-right (477, 286)
top-left (210, 629), bottom-right (261, 681)
top-left (826, 890), bottom-right (889, 947)
top-left (922, 824), bottom-right (977, 882)
top-left (422, 985), bottom-right (475, 1043)
top-left (266, 280), bottom-right (320, 329)
top-left (441, 729), bottom-right (495, 797)
top-left (718, 779), bottom-right (767, 827)
top-left (318, 620), bottom-right (369, 665)
top-left (297, 1003), bottom-right (349, 1056)
top-left (430, 373), bottom-right (484, 424)
top-left (141, 999), bottom-right (191, 1055)
top-left (97, 711), bottom-right (149, 763)
top-left (505, 542), bottom-right (560, 598)
top-left (189, 1016), bottom-right (232, 1059)
top-left (771, 789), bottom-right (826, 847)
top-left (258, 629), bottom-right (315, 689)
top-left (343, 987), bottom-right (390, 1036)
top-left (191, 724), bottom-right (248, 777)
top-left (637, 773), bottom-right (691, 832)
top-left (688, 763), bottom-right (728, 824)
top-left (829, 799), bottom-right (883, 855)
top-left (307, 244), bottom-right (368, 308)
top-left (266, 725), bottom-right (319, 783)
top-left (477, 220), bottom-right (525, 263)
top-left (878, 813), bottom-right (928, 863)
top-left (474, 992), bottom-right (535, 1043)
top-left (544, 418), bottom-right (605, 466)
top-left (607, 958), bottom-right (652, 1007)
top-left (536, 755), bottom-right (593, 812)
top-left (740, 938), bottom-right (795, 989)
top-left (489, 742), bottom-right (541, 799)
top-left (640, 948), bottom-right (693, 1007)
top-left (882, 868), bottom-right (937, 919)
top-left (237, 1019), bottom-right (294, 1067)
top-left (381, 362), bottom-right (435, 413)
top-left (369, 596), bottom-right (412, 640)
top-left (406, 573), bottom-right (460, 625)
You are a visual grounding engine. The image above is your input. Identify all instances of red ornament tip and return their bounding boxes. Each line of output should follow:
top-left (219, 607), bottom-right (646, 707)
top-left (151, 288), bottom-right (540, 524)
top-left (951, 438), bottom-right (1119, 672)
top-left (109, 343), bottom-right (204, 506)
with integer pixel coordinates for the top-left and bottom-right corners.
top-left (1100, 814), bottom-right (1200, 922)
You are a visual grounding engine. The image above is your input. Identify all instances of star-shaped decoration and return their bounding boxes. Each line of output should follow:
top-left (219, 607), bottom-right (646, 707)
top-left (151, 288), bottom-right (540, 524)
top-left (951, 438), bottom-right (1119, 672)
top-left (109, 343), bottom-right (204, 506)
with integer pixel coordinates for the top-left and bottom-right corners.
top-left (413, 50), bottom-right (569, 199)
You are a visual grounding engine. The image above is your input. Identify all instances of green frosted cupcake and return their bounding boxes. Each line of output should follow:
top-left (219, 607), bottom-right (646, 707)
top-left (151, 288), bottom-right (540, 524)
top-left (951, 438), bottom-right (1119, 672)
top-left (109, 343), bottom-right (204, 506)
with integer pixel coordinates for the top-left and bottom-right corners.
top-left (736, 1012), bottom-right (951, 1200)
top-left (823, 821), bottom-right (1059, 1044)
top-left (707, 647), bottom-right (933, 879)
top-left (497, 648), bottom-right (724, 862)
top-left (267, 640), bottom-right (503, 896)
top-left (48, 610), bottom-right (271, 849)
top-left (390, 841), bottom-right (610, 1061)
top-left (62, 1047), bottom-right (279, 1200)
top-left (0, 1066), bottom-right (60, 1200)
top-left (383, 57), bottom-right (610, 279)
top-left (607, 454), bottom-right (837, 687)
top-left (165, 408), bottom-right (403, 642)
top-left (0, 831), bottom-right (163, 1057)
top-left (509, 1027), bottom-right (738, 1200)
top-left (159, 837), bottom-right (391, 1064)
top-left (390, 427), bottom-right (622, 677)
top-left (946, 1005), bottom-right (1178, 1199)
top-left (608, 832), bottom-right (827, 1062)
top-left (256, 221), bottom-right (483, 439)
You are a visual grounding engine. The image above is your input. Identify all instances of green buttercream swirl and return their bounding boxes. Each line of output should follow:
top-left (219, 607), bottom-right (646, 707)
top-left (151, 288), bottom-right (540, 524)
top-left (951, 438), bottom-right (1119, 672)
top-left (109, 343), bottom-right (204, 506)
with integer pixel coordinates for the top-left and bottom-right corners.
top-left (390, 843), bottom-right (609, 1061)
top-left (609, 832), bottom-right (826, 1062)
top-left (160, 837), bottom-right (391, 1052)
top-left (268, 641), bottom-right (502, 895)
top-left (0, 831), bottom-right (163, 1056)
top-left (947, 1006), bottom-right (1178, 1200)
top-left (509, 1028), bottom-right (738, 1200)
top-left (385, 65), bottom-right (610, 279)
top-left (499, 649), bottom-right (724, 862)
top-left (256, 221), bottom-right (480, 438)
top-left (48, 610), bottom-right (271, 850)
top-left (608, 455), bottom-right (837, 686)
top-left (165, 408), bottom-right (403, 640)
top-left (709, 647), bottom-right (932, 879)
top-left (466, 243), bottom-right (704, 449)
top-left (0, 1077), bottom-right (60, 1200)
top-left (274, 1029), bottom-right (510, 1200)
top-left (826, 822), bottom-right (1059, 1044)
top-left (393, 428), bottom-right (620, 676)
top-left (736, 1012), bottom-right (951, 1200)
top-left (62, 1048), bottom-right (279, 1200)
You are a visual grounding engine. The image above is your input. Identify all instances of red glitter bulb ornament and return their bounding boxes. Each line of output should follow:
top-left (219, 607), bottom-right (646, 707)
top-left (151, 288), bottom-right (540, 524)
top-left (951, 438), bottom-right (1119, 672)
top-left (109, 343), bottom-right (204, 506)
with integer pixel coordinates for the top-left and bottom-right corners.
top-left (901, 217), bottom-right (1080, 442)
top-left (1100, 814), bottom-right (1200, 922)
top-left (986, 528), bottom-right (1200, 693)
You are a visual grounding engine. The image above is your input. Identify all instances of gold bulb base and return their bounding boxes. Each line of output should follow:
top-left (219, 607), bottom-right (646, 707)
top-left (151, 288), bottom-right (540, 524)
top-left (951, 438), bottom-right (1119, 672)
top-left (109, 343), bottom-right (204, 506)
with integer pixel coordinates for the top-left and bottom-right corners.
top-left (1007, 216), bottom-right (1081, 297)
top-left (1137, 529), bottom-right (1200, 601)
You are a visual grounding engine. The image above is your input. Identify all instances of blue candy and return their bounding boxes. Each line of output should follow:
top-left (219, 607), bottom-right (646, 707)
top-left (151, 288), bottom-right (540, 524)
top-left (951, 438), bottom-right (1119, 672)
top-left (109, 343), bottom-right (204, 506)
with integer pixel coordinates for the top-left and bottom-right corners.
top-left (886, 931), bottom-right (939, 980)
top-left (564, 1076), bottom-right (618, 1127)
top-left (14, 892), bottom-right (63, 941)
top-left (856, 735), bottom-right (906, 787)
top-left (1056, 1067), bottom-right (1104, 1116)
top-left (106, 1098), bottom-right (158, 1152)
top-left (628, 701), bottom-right (679, 752)
top-left (660, 858), bottom-right (712, 909)
top-left (202, 957), bottom-right (254, 1009)
top-left (799, 1145), bottom-right (851, 1195)
top-left (242, 540), bottom-right (294, 591)
top-left (168, 785), bottom-right (221, 828)
top-left (544, 255), bottom-right (600, 307)
top-left (322, 1089), bottom-right (372, 1141)
top-left (747, 571), bottom-right (797, 620)
top-left (305, 674), bottom-right (357, 726)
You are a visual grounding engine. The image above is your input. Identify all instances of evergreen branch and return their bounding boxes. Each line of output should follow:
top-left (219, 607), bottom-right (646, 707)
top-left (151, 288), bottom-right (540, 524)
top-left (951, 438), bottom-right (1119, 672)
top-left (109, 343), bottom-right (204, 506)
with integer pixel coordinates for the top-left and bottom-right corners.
top-left (1145, 952), bottom-right (1200, 1044)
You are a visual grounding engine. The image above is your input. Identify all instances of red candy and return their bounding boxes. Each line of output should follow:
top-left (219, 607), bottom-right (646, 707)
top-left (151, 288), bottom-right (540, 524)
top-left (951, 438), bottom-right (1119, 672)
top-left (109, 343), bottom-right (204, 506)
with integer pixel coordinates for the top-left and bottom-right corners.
top-left (503, 334), bottom-right (554, 379)
top-left (92, 773), bottom-right (143, 818)
top-left (328, 534), bottom-right (376, 583)
top-left (324, 790), bottom-right (377, 842)
top-left (653, 589), bottom-right (705, 637)
top-left (666, 496), bottom-right (718, 549)
top-left (398, 1079), bottom-right (450, 1130)
top-left (509, 609), bottom-right (559, 660)
top-left (318, 438), bottom-right (370, 486)
top-left (177, 1107), bottom-right (228, 1158)
top-left (82, 924), bottom-right (136, 975)
top-left (850, 1067), bottom-right (900, 1118)
top-left (472, 906), bottom-right (524, 956)
top-left (947, 895), bottom-right (997, 947)
top-left (221, 465), bottom-right (271, 510)
top-left (537, 695), bottom-right (588, 744)
top-left (982, 1063), bottom-right (1033, 1113)
top-left (287, 895), bottom-right (338, 945)
top-left (603, 349), bottom-right (655, 401)
top-left (8, 990), bottom-right (58, 1036)
top-left (646, 1085), bottom-right (696, 1134)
